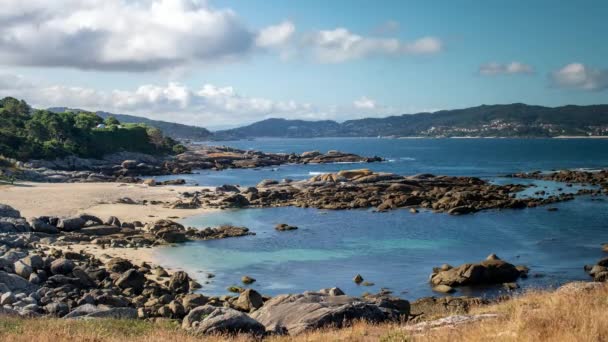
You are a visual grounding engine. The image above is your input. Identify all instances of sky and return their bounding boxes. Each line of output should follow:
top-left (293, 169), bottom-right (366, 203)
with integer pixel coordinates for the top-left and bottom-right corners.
top-left (0, 0), bottom-right (607, 129)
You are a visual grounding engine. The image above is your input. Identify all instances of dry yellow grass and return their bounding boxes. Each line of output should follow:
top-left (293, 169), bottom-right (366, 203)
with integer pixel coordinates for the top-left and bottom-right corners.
top-left (1, 283), bottom-right (607, 342)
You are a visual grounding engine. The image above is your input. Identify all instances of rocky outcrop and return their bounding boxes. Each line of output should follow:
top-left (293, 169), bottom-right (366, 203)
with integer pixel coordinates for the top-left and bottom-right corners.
top-left (15, 146), bottom-right (381, 183)
top-left (173, 169), bottom-right (573, 214)
top-left (249, 292), bottom-right (404, 335)
top-left (429, 255), bottom-right (528, 288)
top-left (182, 305), bottom-right (266, 336)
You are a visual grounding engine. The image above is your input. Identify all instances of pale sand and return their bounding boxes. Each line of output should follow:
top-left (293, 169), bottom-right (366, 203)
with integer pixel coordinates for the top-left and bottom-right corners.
top-left (0, 181), bottom-right (219, 271)
top-left (0, 181), bottom-right (215, 222)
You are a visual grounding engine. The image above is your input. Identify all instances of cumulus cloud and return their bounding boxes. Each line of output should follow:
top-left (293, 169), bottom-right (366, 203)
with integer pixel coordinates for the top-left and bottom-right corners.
top-left (0, 72), bottom-right (403, 127)
top-left (255, 20), bottom-right (295, 48)
top-left (0, 0), bottom-right (266, 71)
top-left (304, 28), bottom-right (442, 63)
top-left (550, 63), bottom-right (608, 91)
top-left (479, 62), bottom-right (534, 76)
top-left (353, 96), bottom-right (376, 109)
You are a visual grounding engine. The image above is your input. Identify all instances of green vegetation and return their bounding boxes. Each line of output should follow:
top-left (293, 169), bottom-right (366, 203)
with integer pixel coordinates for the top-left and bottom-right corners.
top-left (0, 97), bottom-right (185, 161)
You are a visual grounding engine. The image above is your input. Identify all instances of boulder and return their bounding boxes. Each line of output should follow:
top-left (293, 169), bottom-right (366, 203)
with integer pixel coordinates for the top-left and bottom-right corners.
top-left (182, 305), bottom-right (265, 336)
top-left (83, 307), bottom-right (138, 319)
top-left (275, 223), bottom-right (298, 231)
top-left (0, 204), bottom-right (20, 218)
top-left (79, 226), bottom-right (122, 236)
top-left (0, 271), bottom-right (38, 293)
top-left (168, 271), bottom-right (190, 293)
top-left (104, 216), bottom-right (121, 227)
top-left (250, 293), bottom-right (388, 335)
top-left (44, 302), bottom-right (69, 317)
top-left (13, 260), bottom-right (32, 279)
top-left (114, 269), bottom-right (145, 293)
top-left (30, 218), bottom-right (59, 234)
top-left (430, 257), bottom-right (523, 287)
top-left (64, 304), bottom-right (102, 318)
top-left (182, 294), bottom-right (208, 311)
top-left (234, 289), bottom-right (264, 312)
top-left (241, 276), bottom-right (256, 284)
top-left (50, 258), bottom-right (75, 275)
top-left (105, 258), bottom-right (133, 273)
top-left (57, 217), bottom-right (85, 231)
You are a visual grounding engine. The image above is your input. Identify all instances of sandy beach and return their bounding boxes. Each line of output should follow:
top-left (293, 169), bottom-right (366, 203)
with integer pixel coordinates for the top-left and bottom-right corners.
top-left (0, 181), bottom-right (219, 271)
top-left (0, 181), bottom-right (214, 222)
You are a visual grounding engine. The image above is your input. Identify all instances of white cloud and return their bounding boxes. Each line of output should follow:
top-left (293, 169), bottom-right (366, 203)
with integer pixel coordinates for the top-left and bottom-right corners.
top-left (0, 0), bottom-right (260, 71)
top-left (1, 72), bottom-right (405, 127)
top-left (304, 28), bottom-right (442, 63)
top-left (550, 63), bottom-right (608, 91)
top-left (353, 96), bottom-right (376, 109)
top-left (255, 20), bottom-right (295, 48)
top-left (479, 61), bottom-right (534, 76)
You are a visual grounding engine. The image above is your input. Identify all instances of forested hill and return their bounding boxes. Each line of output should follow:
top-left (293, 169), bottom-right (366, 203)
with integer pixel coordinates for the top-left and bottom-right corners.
top-left (48, 108), bottom-right (212, 141)
top-left (214, 103), bottom-right (608, 139)
top-left (0, 97), bottom-right (184, 161)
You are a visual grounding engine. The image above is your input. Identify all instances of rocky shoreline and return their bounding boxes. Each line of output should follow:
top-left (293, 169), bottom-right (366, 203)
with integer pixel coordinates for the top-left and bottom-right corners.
top-left (4, 146), bottom-right (382, 184)
top-left (166, 169), bottom-right (592, 214)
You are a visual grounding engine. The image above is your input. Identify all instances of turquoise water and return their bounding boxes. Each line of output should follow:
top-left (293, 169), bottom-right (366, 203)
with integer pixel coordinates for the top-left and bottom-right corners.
top-left (152, 138), bottom-right (608, 300)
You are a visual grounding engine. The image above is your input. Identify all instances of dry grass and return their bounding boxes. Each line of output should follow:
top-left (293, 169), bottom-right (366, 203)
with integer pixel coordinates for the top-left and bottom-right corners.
top-left (1, 283), bottom-right (607, 342)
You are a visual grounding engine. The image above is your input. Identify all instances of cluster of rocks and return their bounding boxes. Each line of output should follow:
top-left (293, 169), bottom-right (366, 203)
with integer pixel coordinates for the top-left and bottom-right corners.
top-left (14, 146), bottom-right (382, 184)
top-left (0, 202), bottom-right (505, 336)
top-left (429, 254), bottom-right (529, 293)
top-left (171, 169), bottom-right (577, 215)
top-left (165, 146), bottom-right (383, 173)
top-left (2, 203), bottom-right (252, 250)
top-left (510, 169), bottom-right (608, 193)
top-left (584, 245), bottom-right (608, 282)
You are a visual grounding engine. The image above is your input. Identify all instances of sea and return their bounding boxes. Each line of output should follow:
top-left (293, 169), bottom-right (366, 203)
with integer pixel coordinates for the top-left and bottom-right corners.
top-left (151, 138), bottom-right (608, 300)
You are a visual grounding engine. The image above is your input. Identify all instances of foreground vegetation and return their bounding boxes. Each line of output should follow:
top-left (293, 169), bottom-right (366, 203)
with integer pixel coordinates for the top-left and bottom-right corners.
top-left (0, 283), bottom-right (605, 341)
top-left (0, 97), bottom-right (184, 161)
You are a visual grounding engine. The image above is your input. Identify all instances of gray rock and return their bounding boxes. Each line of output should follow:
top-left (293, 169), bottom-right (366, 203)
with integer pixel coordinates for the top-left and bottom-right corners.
top-left (181, 293), bottom-right (208, 311)
top-left (83, 307), bottom-right (138, 319)
top-left (79, 226), bottom-right (122, 236)
top-left (30, 218), bottom-right (59, 234)
top-left (182, 305), bottom-right (265, 335)
top-left (50, 258), bottom-right (75, 275)
top-left (13, 260), bottom-right (33, 279)
top-left (21, 255), bottom-right (44, 270)
top-left (0, 291), bottom-right (16, 305)
top-left (45, 302), bottom-right (69, 317)
top-left (115, 269), bottom-right (145, 293)
top-left (0, 271), bottom-right (39, 293)
top-left (168, 271), bottom-right (190, 293)
top-left (0, 204), bottom-right (20, 218)
top-left (64, 304), bottom-right (103, 318)
top-left (250, 293), bottom-right (388, 335)
top-left (234, 289), bottom-right (264, 312)
top-left (57, 217), bottom-right (86, 232)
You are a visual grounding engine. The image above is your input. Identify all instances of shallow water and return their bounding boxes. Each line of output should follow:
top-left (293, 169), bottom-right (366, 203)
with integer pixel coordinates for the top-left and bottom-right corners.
top-left (152, 138), bottom-right (608, 300)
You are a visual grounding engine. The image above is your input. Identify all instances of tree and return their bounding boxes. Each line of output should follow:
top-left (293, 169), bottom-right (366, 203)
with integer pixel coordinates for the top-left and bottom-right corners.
top-left (75, 112), bottom-right (103, 130)
top-left (104, 116), bottom-right (120, 126)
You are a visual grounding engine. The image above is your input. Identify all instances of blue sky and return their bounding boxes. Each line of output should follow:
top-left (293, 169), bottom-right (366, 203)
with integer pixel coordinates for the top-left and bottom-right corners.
top-left (0, 0), bottom-right (607, 128)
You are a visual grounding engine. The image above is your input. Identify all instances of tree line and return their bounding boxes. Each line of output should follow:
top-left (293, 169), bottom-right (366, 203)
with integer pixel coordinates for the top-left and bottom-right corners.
top-left (0, 97), bottom-right (185, 161)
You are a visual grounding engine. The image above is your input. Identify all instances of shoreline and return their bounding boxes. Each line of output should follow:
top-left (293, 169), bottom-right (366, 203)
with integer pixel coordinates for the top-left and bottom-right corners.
top-left (0, 181), bottom-right (215, 222)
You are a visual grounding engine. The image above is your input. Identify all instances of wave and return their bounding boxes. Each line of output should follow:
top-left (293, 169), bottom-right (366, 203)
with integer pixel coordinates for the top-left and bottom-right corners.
top-left (308, 171), bottom-right (329, 175)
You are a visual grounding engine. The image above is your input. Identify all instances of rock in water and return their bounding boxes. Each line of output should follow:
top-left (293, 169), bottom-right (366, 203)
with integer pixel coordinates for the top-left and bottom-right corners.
top-left (241, 276), bottom-right (256, 284)
top-left (353, 274), bottom-right (364, 284)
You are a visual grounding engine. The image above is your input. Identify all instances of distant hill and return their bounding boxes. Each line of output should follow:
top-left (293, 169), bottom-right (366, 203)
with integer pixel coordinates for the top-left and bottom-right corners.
top-left (215, 103), bottom-right (608, 139)
top-left (48, 107), bottom-right (212, 140)
top-left (213, 118), bottom-right (342, 139)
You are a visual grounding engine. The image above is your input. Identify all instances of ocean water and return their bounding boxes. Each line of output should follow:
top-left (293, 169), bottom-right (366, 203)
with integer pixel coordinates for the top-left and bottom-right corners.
top-left (151, 138), bottom-right (608, 300)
